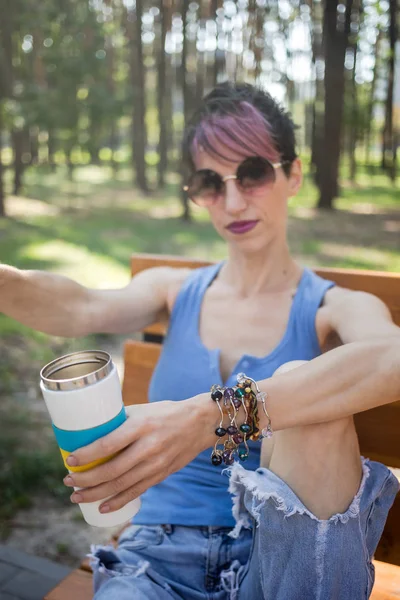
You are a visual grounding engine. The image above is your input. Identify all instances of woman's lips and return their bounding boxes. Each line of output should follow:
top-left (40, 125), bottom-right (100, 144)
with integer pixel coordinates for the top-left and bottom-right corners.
top-left (226, 220), bottom-right (259, 234)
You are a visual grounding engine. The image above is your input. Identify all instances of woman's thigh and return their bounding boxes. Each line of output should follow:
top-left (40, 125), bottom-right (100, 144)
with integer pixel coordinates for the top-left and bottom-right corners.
top-left (233, 458), bottom-right (399, 600)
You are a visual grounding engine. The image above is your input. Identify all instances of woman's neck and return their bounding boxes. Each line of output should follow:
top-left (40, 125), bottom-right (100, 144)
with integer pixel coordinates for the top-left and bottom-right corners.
top-left (220, 242), bottom-right (301, 298)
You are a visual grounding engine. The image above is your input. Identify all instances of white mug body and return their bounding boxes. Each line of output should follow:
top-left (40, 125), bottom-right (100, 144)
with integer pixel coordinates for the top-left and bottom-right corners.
top-left (40, 350), bottom-right (140, 527)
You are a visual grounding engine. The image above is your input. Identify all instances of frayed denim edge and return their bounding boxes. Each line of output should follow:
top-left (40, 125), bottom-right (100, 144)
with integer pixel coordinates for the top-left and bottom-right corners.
top-left (88, 543), bottom-right (150, 578)
top-left (227, 456), bottom-right (371, 539)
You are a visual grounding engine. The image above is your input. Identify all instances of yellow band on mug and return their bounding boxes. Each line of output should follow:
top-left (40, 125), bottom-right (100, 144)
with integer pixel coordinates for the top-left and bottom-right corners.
top-left (59, 447), bottom-right (115, 473)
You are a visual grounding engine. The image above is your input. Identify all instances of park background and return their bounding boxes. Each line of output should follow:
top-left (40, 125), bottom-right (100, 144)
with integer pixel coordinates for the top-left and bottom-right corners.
top-left (0, 0), bottom-right (399, 567)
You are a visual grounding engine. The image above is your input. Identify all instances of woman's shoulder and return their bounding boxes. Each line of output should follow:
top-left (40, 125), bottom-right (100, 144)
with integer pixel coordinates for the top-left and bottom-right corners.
top-left (165, 267), bottom-right (194, 313)
top-left (165, 263), bottom-right (220, 315)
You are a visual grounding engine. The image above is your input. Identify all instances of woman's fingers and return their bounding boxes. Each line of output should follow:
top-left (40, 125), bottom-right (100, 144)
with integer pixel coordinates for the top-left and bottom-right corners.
top-left (70, 455), bottom-right (167, 506)
top-left (65, 432), bottom-right (163, 489)
top-left (99, 471), bottom-right (168, 513)
top-left (66, 406), bottom-right (147, 468)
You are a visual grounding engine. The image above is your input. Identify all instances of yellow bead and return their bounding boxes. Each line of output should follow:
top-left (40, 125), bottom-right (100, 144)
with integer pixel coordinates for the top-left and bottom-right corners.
top-left (245, 387), bottom-right (251, 393)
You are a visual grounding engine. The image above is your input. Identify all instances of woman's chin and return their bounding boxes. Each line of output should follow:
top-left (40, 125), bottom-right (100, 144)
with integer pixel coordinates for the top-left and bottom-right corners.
top-left (226, 233), bottom-right (270, 255)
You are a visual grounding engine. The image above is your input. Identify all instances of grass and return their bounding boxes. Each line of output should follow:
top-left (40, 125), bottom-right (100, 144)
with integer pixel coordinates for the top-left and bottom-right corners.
top-left (0, 408), bottom-right (69, 536)
top-left (0, 161), bottom-right (398, 530)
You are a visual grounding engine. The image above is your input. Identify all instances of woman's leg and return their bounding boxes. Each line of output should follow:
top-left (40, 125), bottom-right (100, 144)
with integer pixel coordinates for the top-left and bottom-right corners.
top-left (265, 360), bottom-right (362, 520)
top-left (233, 362), bottom-right (399, 600)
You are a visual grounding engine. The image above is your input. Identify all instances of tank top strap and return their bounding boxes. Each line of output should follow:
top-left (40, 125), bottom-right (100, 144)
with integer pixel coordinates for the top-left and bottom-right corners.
top-left (291, 268), bottom-right (335, 355)
top-left (168, 261), bottom-right (225, 335)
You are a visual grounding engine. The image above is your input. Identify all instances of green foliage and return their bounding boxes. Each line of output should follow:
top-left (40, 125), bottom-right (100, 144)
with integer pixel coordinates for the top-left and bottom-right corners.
top-left (0, 409), bottom-right (70, 532)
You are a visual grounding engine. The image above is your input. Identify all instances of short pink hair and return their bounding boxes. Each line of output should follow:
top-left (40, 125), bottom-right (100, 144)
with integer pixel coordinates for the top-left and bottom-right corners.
top-left (190, 101), bottom-right (281, 167)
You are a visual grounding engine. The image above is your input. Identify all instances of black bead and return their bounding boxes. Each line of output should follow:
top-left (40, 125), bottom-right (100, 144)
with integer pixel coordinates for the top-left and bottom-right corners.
top-left (211, 453), bottom-right (222, 466)
top-left (240, 423), bottom-right (251, 434)
top-left (215, 427), bottom-right (227, 437)
top-left (227, 425), bottom-right (238, 435)
top-left (211, 390), bottom-right (223, 401)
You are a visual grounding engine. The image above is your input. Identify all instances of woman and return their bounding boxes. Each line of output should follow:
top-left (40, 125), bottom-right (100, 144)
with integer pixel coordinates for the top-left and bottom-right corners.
top-left (1, 83), bottom-right (399, 599)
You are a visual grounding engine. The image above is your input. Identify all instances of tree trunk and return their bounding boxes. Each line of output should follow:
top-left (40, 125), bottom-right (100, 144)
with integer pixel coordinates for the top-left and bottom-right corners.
top-left (12, 130), bottom-right (25, 195)
top-left (105, 25), bottom-right (118, 175)
top-left (348, 0), bottom-right (361, 183)
top-left (0, 101), bottom-right (5, 217)
top-left (388, 0), bottom-right (397, 181)
top-left (0, 0), bottom-right (15, 216)
top-left (309, 0), bottom-right (324, 180)
top-left (180, 0), bottom-right (191, 221)
top-left (66, 145), bottom-right (74, 181)
top-left (110, 121), bottom-right (118, 175)
top-left (30, 127), bottom-right (39, 166)
top-left (365, 28), bottom-right (381, 165)
top-left (133, 0), bottom-right (148, 192)
top-left (381, 0), bottom-right (397, 177)
top-left (157, 0), bottom-right (170, 188)
top-left (317, 0), bottom-right (353, 210)
top-left (48, 129), bottom-right (57, 172)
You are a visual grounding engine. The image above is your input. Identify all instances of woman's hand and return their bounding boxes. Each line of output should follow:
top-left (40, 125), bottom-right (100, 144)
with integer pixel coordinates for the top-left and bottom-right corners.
top-left (63, 395), bottom-right (216, 514)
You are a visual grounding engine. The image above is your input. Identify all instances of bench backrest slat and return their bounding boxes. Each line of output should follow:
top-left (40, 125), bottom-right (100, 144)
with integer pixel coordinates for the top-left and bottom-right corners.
top-left (123, 254), bottom-right (400, 468)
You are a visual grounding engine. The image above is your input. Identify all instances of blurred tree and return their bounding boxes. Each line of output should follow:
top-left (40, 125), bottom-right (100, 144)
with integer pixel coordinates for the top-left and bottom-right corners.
top-left (365, 26), bottom-right (382, 166)
top-left (180, 0), bottom-right (191, 221)
top-left (0, 0), bottom-right (15, 216)
top-left (156, 0), bottom-right (172, 188)
top-left (347, 0), bottom-right (362, 183)
top-left (381, 0), bottom-right (398, 180)
top-left (317, 0), bottom-right (353, 209)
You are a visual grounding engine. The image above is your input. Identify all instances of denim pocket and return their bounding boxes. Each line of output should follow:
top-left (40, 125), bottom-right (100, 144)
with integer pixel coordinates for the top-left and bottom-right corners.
top-left (118, 525), bottom-right (165, 551)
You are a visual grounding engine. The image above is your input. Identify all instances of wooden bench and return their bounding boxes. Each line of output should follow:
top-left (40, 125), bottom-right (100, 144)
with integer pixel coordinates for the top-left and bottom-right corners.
top-left (45, 253), bottom-right (400, 599)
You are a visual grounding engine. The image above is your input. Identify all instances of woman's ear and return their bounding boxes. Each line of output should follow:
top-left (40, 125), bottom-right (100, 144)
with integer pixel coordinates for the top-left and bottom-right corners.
top-left (287, 158), bottom-right (303, 198)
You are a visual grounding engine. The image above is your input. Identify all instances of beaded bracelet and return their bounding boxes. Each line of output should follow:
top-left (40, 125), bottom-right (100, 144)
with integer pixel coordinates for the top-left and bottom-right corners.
top-left (210, 372), bottom-right (273, 466)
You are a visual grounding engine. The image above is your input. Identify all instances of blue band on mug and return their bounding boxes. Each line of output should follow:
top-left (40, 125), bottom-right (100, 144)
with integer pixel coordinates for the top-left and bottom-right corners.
top-left (52, 407), bottom-right (126, 452)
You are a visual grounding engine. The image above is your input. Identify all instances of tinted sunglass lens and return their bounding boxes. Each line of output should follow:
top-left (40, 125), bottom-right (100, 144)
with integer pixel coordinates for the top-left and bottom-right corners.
top-left (187, 170), bottom-right (223, 206)
top-left (237, 157), bottom-right (275, 189)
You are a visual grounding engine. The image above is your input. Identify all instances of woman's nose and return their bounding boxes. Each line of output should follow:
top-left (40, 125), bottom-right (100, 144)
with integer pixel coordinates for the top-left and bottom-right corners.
top-left (224, 180), bottom-right (247, 214)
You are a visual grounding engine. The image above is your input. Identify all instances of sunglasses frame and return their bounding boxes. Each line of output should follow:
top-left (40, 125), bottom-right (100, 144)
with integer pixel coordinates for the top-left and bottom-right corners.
top-left (183, 156), bottom-right (289, 206)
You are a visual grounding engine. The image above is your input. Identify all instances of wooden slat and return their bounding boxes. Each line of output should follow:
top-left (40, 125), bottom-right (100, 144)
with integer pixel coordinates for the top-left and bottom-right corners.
top-left (314, 267), bottom-right (400, 327)
top-left (376, 493), bottom-right (400, 567)
top-left (371, 561), bottom-right (400, 599)
top-left (122, 340), bottom-right (161, 406)
top-left (354, 403), bottom-right (400, 469)
top-left (44, 569), bottom-right (92, 600)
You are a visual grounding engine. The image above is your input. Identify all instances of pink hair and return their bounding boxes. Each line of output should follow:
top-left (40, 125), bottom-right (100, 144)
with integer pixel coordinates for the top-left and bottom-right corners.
top-left (190, 101), bottom-right (280, 167)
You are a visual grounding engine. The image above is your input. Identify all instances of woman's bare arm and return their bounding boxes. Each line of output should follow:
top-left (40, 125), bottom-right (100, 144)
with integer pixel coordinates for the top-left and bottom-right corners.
top-left (0, 264), bottom-right (190, 337)
top-left (253, 288), bottom-right (400, 430)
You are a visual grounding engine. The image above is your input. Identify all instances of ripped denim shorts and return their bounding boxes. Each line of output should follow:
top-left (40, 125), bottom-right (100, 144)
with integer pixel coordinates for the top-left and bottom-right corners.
top-left (90, 457), bottom-right (399, 600)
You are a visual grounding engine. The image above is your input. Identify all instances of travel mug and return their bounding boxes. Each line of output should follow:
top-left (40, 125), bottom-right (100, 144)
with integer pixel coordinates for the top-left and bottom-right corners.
top-left (40, 350), bottom-right (140, 527)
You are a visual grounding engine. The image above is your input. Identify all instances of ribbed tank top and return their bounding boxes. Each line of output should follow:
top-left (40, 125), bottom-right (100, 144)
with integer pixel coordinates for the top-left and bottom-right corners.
top-left (133, 262), bottom-right (335, 527)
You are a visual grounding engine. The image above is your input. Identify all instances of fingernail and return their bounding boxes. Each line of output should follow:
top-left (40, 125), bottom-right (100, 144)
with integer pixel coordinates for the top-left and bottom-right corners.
top-left (71, 492), bottom-right (83, 503)
top-left (64, 476), bottom-right (74, 486)
top-left (100, 504), bottom-right (110, 514)
top-left (66, 455), bottom-right (78, 467)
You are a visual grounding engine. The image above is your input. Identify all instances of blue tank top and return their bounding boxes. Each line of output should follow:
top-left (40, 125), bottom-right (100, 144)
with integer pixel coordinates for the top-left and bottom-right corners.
top-left (133, 262), bottom-right (335, 527)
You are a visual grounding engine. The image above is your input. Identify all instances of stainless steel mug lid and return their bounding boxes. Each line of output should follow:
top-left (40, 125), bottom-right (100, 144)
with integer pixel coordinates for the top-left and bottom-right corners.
top-left (40, 350), bottom-right (113, 391)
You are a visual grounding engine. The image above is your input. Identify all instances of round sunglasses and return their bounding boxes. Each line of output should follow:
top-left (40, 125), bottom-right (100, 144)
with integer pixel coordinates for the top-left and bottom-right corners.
top-left (183, 156), bottom-right (289, 207)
